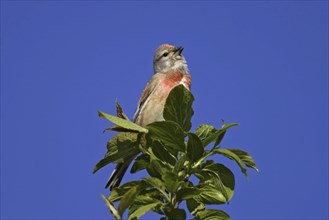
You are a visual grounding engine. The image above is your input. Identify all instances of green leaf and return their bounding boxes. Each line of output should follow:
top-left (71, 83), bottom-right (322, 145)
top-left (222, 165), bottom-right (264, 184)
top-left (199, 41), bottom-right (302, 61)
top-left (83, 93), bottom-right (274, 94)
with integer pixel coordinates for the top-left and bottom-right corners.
top-left (167, 208), bottom-right (186, 220)
top-left (105, 134), bottom-right (139, 159)
top-left (140, 188), bottom-right (164, 200)
top-left (143, 177), bottom-right (169, 202)
top-left (105, 132), bottom-right (137, 157)
top-left (186, 198), bottom-right (205, 216)
top-left (173, 154), bottom-right (186, 175)
top-left (162, 172), bottom-right (182, 193)
top-left (130, 154), bottom-right (149, 173)
top-left (129, 202), bottom-right (160, 220)
top-left (202, 123), bottom-right (238, 148)
top-left (118, 185), bottom-right (141, 217)
top-left (128, 196), bottom-right (162, 220)
top-left (104, 126), bottom-right (141, 133)
top-left (93, 143), bottom-right (140, 174)
top-left (151, 140), bottom-right (177, 166)
top-left (187, 133), bottom-right (204, 164)
top-left (211, 148), bottom-right (247, 177)
top-left (195, 124), bottom-right (217, 143)
top-left (109, 181), bottom-right (143, 202)
top-left (118, 181), bottom-right (149, 217)
top-left (98, 111), bottom-right (148, 133)
top-left (146, 158), bottom-right (172, 179)
top-left (101, 194), bottom-right (121, 220)
top-left (147, 121), bottom-right (186, 152)
top-left (214, 131), bottom-right (226, 148)
top-left (214, 123), bottom-right (238, 147)
top-left (192, 209), bottom-right (230, 220)
top-left (136, 189), bottom-right (166, 214)
top-left (176, 187), bottom-right (201, 201)
top-left (227, 148), bottom-right (259, 172)
top-left (163, 84), bottom-right (194, 132)
top-left (195, 184), bottom-right (226, 204)
top-left (195, 162), bottom-right (235, 202)
top-left (143, 177), bottom-right (164, 191)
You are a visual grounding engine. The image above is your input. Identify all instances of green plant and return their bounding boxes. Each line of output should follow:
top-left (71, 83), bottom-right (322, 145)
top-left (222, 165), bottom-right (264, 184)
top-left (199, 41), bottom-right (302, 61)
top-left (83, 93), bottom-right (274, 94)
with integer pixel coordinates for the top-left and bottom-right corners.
top-left (94, 85), bottom-right (258, 220)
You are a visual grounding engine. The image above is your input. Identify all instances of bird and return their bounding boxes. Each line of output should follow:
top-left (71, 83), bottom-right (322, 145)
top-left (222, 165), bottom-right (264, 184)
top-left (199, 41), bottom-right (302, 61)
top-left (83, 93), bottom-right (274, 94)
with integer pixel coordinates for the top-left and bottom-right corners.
top-left (106, 44), bottom-right (191, 190)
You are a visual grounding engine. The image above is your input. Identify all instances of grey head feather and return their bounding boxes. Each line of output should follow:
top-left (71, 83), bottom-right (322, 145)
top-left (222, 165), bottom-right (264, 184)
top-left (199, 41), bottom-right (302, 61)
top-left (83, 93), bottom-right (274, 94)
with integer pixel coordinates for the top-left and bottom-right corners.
top-left (153, 44), bottom-right (189, 74)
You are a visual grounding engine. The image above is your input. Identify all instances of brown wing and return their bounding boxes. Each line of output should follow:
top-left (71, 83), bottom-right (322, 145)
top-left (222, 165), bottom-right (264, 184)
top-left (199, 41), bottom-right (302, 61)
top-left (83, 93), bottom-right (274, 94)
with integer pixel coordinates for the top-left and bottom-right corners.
top-left (133, 74), bottom-right (160, 123)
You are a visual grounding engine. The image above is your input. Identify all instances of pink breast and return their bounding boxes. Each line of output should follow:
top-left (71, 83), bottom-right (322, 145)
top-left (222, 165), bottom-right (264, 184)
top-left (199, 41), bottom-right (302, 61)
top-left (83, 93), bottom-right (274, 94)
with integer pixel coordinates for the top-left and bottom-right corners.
top-left (163, 72), bottom-right (191, 90)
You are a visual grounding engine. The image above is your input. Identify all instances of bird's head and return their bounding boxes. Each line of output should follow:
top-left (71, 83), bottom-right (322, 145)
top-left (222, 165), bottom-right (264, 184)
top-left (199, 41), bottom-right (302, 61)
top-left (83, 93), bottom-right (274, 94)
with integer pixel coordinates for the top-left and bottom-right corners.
top-left (153, 44), bottom-right (189, 74)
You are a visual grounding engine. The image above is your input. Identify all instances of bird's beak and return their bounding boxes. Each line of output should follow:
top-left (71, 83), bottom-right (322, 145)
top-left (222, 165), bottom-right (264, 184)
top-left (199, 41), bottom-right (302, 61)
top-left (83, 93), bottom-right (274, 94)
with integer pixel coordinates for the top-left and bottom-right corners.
top-left (173, 46), bottom-right (184, 55)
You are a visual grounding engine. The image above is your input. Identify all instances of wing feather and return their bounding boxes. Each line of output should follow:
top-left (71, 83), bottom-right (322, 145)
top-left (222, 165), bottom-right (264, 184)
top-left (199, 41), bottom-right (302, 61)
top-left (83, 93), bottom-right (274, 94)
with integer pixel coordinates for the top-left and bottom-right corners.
top-left (133, 74), bottom-right (160, 122)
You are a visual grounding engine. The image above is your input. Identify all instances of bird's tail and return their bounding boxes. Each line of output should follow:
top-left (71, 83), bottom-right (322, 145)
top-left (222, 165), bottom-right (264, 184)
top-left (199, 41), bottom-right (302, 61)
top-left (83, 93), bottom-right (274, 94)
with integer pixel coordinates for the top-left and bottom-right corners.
top-left (105, 158), bottom-right (133, 190)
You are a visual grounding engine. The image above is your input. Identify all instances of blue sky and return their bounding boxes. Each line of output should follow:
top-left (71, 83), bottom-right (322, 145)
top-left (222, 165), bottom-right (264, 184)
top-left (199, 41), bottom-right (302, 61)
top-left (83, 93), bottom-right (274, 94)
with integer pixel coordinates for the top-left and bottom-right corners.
top-left (1, 1), bottom-right (328, 219)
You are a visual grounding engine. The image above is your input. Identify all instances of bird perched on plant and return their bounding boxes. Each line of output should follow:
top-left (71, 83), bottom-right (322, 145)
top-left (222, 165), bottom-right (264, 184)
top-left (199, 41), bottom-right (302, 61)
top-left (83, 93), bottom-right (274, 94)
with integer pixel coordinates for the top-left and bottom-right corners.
top-left (106, 44), bottom-right (191, 190)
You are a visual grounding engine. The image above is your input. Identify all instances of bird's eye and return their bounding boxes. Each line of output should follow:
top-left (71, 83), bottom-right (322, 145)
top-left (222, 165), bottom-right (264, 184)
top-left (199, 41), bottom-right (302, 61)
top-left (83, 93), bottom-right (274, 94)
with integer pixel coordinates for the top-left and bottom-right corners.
top-left (163, 52), bottom-right (169, 57)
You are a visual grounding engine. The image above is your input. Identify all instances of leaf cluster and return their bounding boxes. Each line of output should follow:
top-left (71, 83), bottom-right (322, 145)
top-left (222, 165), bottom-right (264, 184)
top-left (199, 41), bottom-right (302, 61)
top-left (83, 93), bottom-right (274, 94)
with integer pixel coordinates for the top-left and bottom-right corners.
top-left (94, 85), bottom-right (258, 220)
